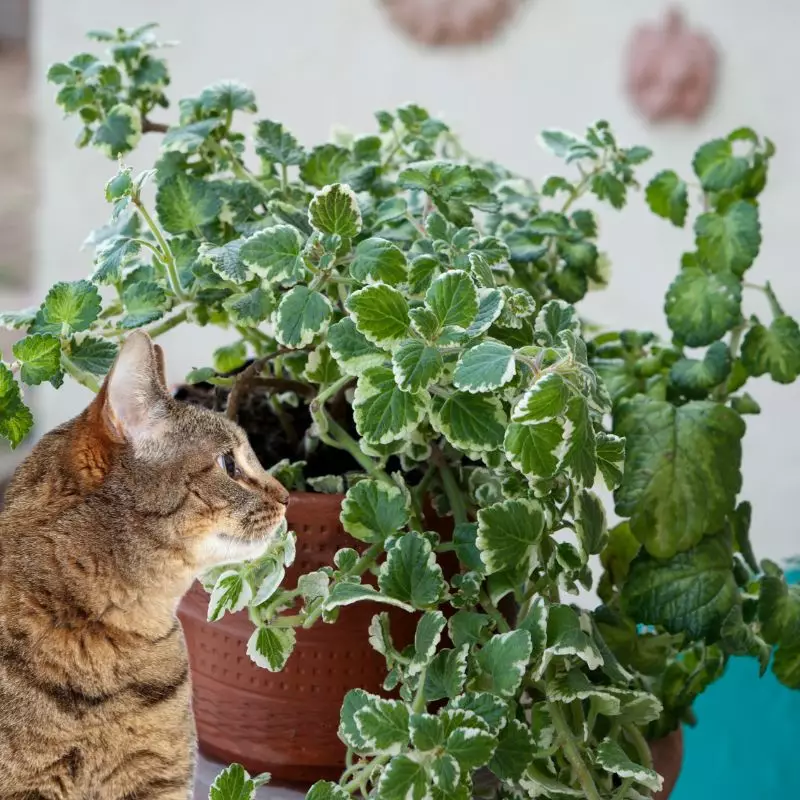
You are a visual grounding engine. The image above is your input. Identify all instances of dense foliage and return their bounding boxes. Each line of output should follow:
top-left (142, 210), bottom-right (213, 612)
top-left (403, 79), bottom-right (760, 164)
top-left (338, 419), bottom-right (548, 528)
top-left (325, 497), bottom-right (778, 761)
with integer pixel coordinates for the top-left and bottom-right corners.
top-left (3, 23), bottom-right (800, 799)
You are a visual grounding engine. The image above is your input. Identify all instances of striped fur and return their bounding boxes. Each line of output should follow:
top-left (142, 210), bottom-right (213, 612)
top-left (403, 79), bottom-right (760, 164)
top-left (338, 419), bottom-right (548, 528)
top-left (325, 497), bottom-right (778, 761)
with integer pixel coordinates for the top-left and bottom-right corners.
top-left (0, 332), bottom-right (288, 799)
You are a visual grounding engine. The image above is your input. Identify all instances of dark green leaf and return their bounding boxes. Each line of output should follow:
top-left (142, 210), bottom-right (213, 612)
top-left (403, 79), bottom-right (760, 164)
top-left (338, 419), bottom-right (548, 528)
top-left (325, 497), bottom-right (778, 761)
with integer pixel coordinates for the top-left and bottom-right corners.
top-left (645, 170), bottom-right (688, 227)
top-left (741, 315), bottom-right (800, 384)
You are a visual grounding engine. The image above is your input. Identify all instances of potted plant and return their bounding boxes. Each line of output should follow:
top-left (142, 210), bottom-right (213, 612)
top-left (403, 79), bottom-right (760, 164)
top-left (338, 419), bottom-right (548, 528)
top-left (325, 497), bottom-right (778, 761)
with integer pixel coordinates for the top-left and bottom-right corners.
top-left (2, 21), bottom-right (799, 799)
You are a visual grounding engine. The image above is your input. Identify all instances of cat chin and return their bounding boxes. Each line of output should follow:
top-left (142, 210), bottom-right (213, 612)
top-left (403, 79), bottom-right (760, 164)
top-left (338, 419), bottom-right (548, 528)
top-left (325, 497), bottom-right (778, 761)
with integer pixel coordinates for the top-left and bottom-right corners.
top-left (196, 531), bottom-right (275, 569)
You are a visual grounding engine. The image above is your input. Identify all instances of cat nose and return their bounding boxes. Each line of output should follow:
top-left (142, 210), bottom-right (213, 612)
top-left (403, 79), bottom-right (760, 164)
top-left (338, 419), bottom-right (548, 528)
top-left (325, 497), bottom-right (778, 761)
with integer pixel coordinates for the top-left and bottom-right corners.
top-left (277, 490), bottom-right (290, 507)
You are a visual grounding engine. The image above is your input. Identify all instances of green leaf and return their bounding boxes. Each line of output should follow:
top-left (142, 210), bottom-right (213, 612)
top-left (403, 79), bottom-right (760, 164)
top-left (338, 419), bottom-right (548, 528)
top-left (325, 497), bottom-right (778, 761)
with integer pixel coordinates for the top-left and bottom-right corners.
top-left (474, 630), bottom-right (532, 698)
top-left (254, 119), bottom-right (304, 165)
top-left (595, 432), bottom-right (625, 491)
top-left (431, 393), bottom-right (506, 453)
top-left (424, 646), bottom-right (469, 702)
top-left (392, 340), bottom-right (443, 391)
top-left (410, 714), bottom-right (444, 751)
top-left (615, 397), bottom-right (745, 558)
top-left (155, 173), bottom-right (221, 234)
top-left (538, 129), bottom-right (583, 158)
top-left (120, 281), bottom-right (166, 328)
top-left (213, 341), bottom-right (247, 374)
top-left (562, 396), bottom-right (597, 487)
top-left (575, 490), bottom-right (608, 557)
top-left (93, 236), bottom-right (141, 284)
top-left (665, 266), bottom-right (742, 349)
top-left (645, 170), bottom-right (688, 227)
top-left (246, 626), bottom-right (296, 672)
top-left (339, 689), bottom-right (372, 751)
top-left (274, 286), bottom-right (332, 348)
top-left (695, 200), bottom-right (761, 276)
top-left (300, 144), bottom-right (353, 188)
top-left (489, 719), bottom-right (534, 782)
top-left (408, 255), bottom-right (440, 296)
top-left (591, 172), bottom-right (626, 209)
top-left (199, 239), bottom-right (247, 284)
top-left (376, 756), bottom-right (428, 800)
top-left (692, 138), bottom-right (749, 191)
top-left (0, 364), bottom-right (33, 448)
top-left (758, 571), bottom-right (800, 645)
top-left (351, 238), bottom-right (407, 284)
top-left (240, 225), bottom-right (306, 284)
top-left (773, 643), bottom-right (800, 689)
top-left (162, 118), bottom-right (223, 154)
top-left (449, 693), bottom-right (507, 732)
top-left (308, 183), bottom-right (362, 238)
top-left (466, 289), bottom-right (504, 337)
top-left (535, 299), bottom-right (579, 341)
top-left (208, 570), bottom-right (252, 622)
top-left (721, 605), bottom-right (770, 674)
top-left (355, 698), bottom-right (409, 754)
top-left (477, 499), bottom-right (545, 575)
top-left (32, 280), bottom-right (101, 335)
top-left (595, 739), bottom-right (662, 793)
top-left (69, 336), bottom-right (118, 375)
top-left (378, 531), bottom-right (446, 608)
top-left (504, 420), bottom-right (564, 481)
top-left (347, 284), bottom-right (410, 350)
top-left (669, 341), bottom-right (732, 397)
top-left (210, 763), bottom-right (256, 800)
top-left (453, 341), bottom-right (515, 393)
top-left (411, 611), bottom-right (447, 675)
top-left (425, 271), bottom-right (478, 328)
top-left (448, 611), bottom-right (490, 649)
top-left (622, 534), bottom-right (738, 640)
top-left (305, 781), bottom-right (349, 800)
top-left (324, 583), bottom-right (414, 613)
top-left (13, 334), bottom-right (62, 386)
top-left (353, 367), bottom-right (427, 445)
top-left (511, 373), bottom-right (569, 423)
top-left (224, 287), bottom-right (274, 326)
top-left (741, 315), bottom-right (800, 384)
top-left (446, 726), bottom-right (496, 770)
top-left (200, 80), bottom-right (257, 114)
top-left (340, 480), bottom-right (409, 543)
top-left (0, 307), bottom-right (37, 331)
top-left (545, 604), bottom-right (604, 671)
top-left (327, 318), bottom-right (386, 376)
top-left (92, 103), bottom-right (142, 157)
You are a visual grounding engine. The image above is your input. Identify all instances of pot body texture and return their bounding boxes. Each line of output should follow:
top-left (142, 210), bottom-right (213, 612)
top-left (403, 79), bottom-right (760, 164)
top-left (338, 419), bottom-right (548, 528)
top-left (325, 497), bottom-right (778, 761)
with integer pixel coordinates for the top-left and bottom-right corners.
top-left (178, 492), bottom-right (417, 782)
top-left (652, 726), bottom-right (684, 799)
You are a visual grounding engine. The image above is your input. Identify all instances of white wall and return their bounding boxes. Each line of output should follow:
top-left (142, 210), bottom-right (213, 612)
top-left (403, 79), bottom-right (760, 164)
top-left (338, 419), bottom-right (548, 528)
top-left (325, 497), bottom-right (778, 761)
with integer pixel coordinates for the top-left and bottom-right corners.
top-left (33, 0), bottom-right (800, 561)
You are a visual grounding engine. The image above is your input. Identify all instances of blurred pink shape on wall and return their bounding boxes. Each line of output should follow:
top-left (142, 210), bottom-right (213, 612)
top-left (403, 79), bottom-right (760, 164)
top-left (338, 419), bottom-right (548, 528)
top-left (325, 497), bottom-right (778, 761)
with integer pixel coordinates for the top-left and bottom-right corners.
top-left (626, 7), bottom-right (718, 122)
top-left (382, 0), bottom-right (518, 47)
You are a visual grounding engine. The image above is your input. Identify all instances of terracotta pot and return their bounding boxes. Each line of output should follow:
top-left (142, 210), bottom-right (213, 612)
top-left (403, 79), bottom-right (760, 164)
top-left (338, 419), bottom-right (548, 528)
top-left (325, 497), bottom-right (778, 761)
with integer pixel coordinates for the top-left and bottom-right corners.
top-left (651, 726), bottom-right (684, 799)
top-left (178, 491), bottom-right (420, 782)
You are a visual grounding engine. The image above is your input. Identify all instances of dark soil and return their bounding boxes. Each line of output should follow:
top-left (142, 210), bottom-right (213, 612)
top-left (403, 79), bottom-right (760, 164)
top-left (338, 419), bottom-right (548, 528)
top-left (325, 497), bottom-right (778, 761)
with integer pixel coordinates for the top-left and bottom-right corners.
top-left (173, 380), bottom-right (363, 478)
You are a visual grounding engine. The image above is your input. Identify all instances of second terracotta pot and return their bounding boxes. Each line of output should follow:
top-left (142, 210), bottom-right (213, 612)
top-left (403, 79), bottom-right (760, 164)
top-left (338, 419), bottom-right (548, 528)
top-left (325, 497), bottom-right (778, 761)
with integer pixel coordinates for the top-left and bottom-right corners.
top-left (178, 492), bottom-right (418, 782)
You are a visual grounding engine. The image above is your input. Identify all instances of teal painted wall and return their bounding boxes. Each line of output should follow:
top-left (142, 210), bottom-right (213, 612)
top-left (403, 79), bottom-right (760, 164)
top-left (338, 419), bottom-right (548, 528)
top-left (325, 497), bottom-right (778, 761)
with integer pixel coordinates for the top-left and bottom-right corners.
top-left (673, 571), bottom-right (800, 798)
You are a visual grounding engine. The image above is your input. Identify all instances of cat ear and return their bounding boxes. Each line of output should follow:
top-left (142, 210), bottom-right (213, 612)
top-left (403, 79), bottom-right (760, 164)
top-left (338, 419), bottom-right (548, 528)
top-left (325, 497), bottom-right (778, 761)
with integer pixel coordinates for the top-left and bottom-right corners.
top-left (102, 330), bottom-right (169, 444)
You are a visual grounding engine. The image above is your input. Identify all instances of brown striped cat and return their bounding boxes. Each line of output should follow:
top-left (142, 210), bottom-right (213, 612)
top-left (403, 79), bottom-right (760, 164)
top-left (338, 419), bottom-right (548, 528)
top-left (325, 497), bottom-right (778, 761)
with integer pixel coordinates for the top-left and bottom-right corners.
top-left (0, 331), bottom-right (289, 799)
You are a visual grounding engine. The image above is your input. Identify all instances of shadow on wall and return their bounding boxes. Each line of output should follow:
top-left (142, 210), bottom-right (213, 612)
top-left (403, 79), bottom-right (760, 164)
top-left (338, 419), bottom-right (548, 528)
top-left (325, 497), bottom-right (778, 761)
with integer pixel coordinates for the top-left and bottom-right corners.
top-left (674, 569), bottom-right (800, 798)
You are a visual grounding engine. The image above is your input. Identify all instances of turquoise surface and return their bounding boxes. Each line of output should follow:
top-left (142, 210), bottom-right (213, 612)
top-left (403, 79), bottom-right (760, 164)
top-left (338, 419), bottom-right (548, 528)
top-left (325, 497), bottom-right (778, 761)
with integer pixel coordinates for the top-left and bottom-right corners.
top-left (672, 570), bottom-right (800, 798)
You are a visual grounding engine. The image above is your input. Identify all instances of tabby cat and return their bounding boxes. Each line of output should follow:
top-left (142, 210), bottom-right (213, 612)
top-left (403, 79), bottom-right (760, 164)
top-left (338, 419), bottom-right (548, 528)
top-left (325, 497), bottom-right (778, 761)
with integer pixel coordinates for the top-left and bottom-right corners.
top-left (0, 331), bottom-right (289, 799)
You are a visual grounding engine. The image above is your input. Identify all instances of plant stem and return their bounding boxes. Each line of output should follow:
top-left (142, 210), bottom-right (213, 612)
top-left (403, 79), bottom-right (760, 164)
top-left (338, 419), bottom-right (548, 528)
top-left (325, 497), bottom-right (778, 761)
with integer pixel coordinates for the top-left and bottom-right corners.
top-left (623, 723), bottom-right (654, 771)
top-left (146, 308), bottom-right (189, 339)
top-left (225, 348), bottom-right (297, 421)
top-left (327, 417), bottom-right (392, 486)
top-left (412, 667), bottom-right (428, 714)
top-left (479, 591), bottom-right (511, 634)
top-left (310, 375), bottom-right (352, 416)
top-left (765, 281), bottom-right (785, 317)
top-left (547, 696), bottom-right (603, 800)
top-left (132, 198), bottom-right (189, 302)
top-left (61, 352), bottom-right (101, 393)
top-left (433, 448), bottom-right (467, 526)
top-left (612, 777), bottom-right (634, 800)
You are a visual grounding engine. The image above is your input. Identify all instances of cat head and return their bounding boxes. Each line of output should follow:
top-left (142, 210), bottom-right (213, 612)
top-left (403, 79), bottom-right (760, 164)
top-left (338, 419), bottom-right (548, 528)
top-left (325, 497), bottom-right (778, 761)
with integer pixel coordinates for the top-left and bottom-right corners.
top-left (6, 330), bottom-right (289, 573)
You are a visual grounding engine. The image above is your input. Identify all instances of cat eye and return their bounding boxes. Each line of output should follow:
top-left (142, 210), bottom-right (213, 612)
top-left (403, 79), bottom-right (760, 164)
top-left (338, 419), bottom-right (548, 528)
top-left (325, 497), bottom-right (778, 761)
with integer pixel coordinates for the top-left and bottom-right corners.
top-left (217, 451), bottom-right (239, 479)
